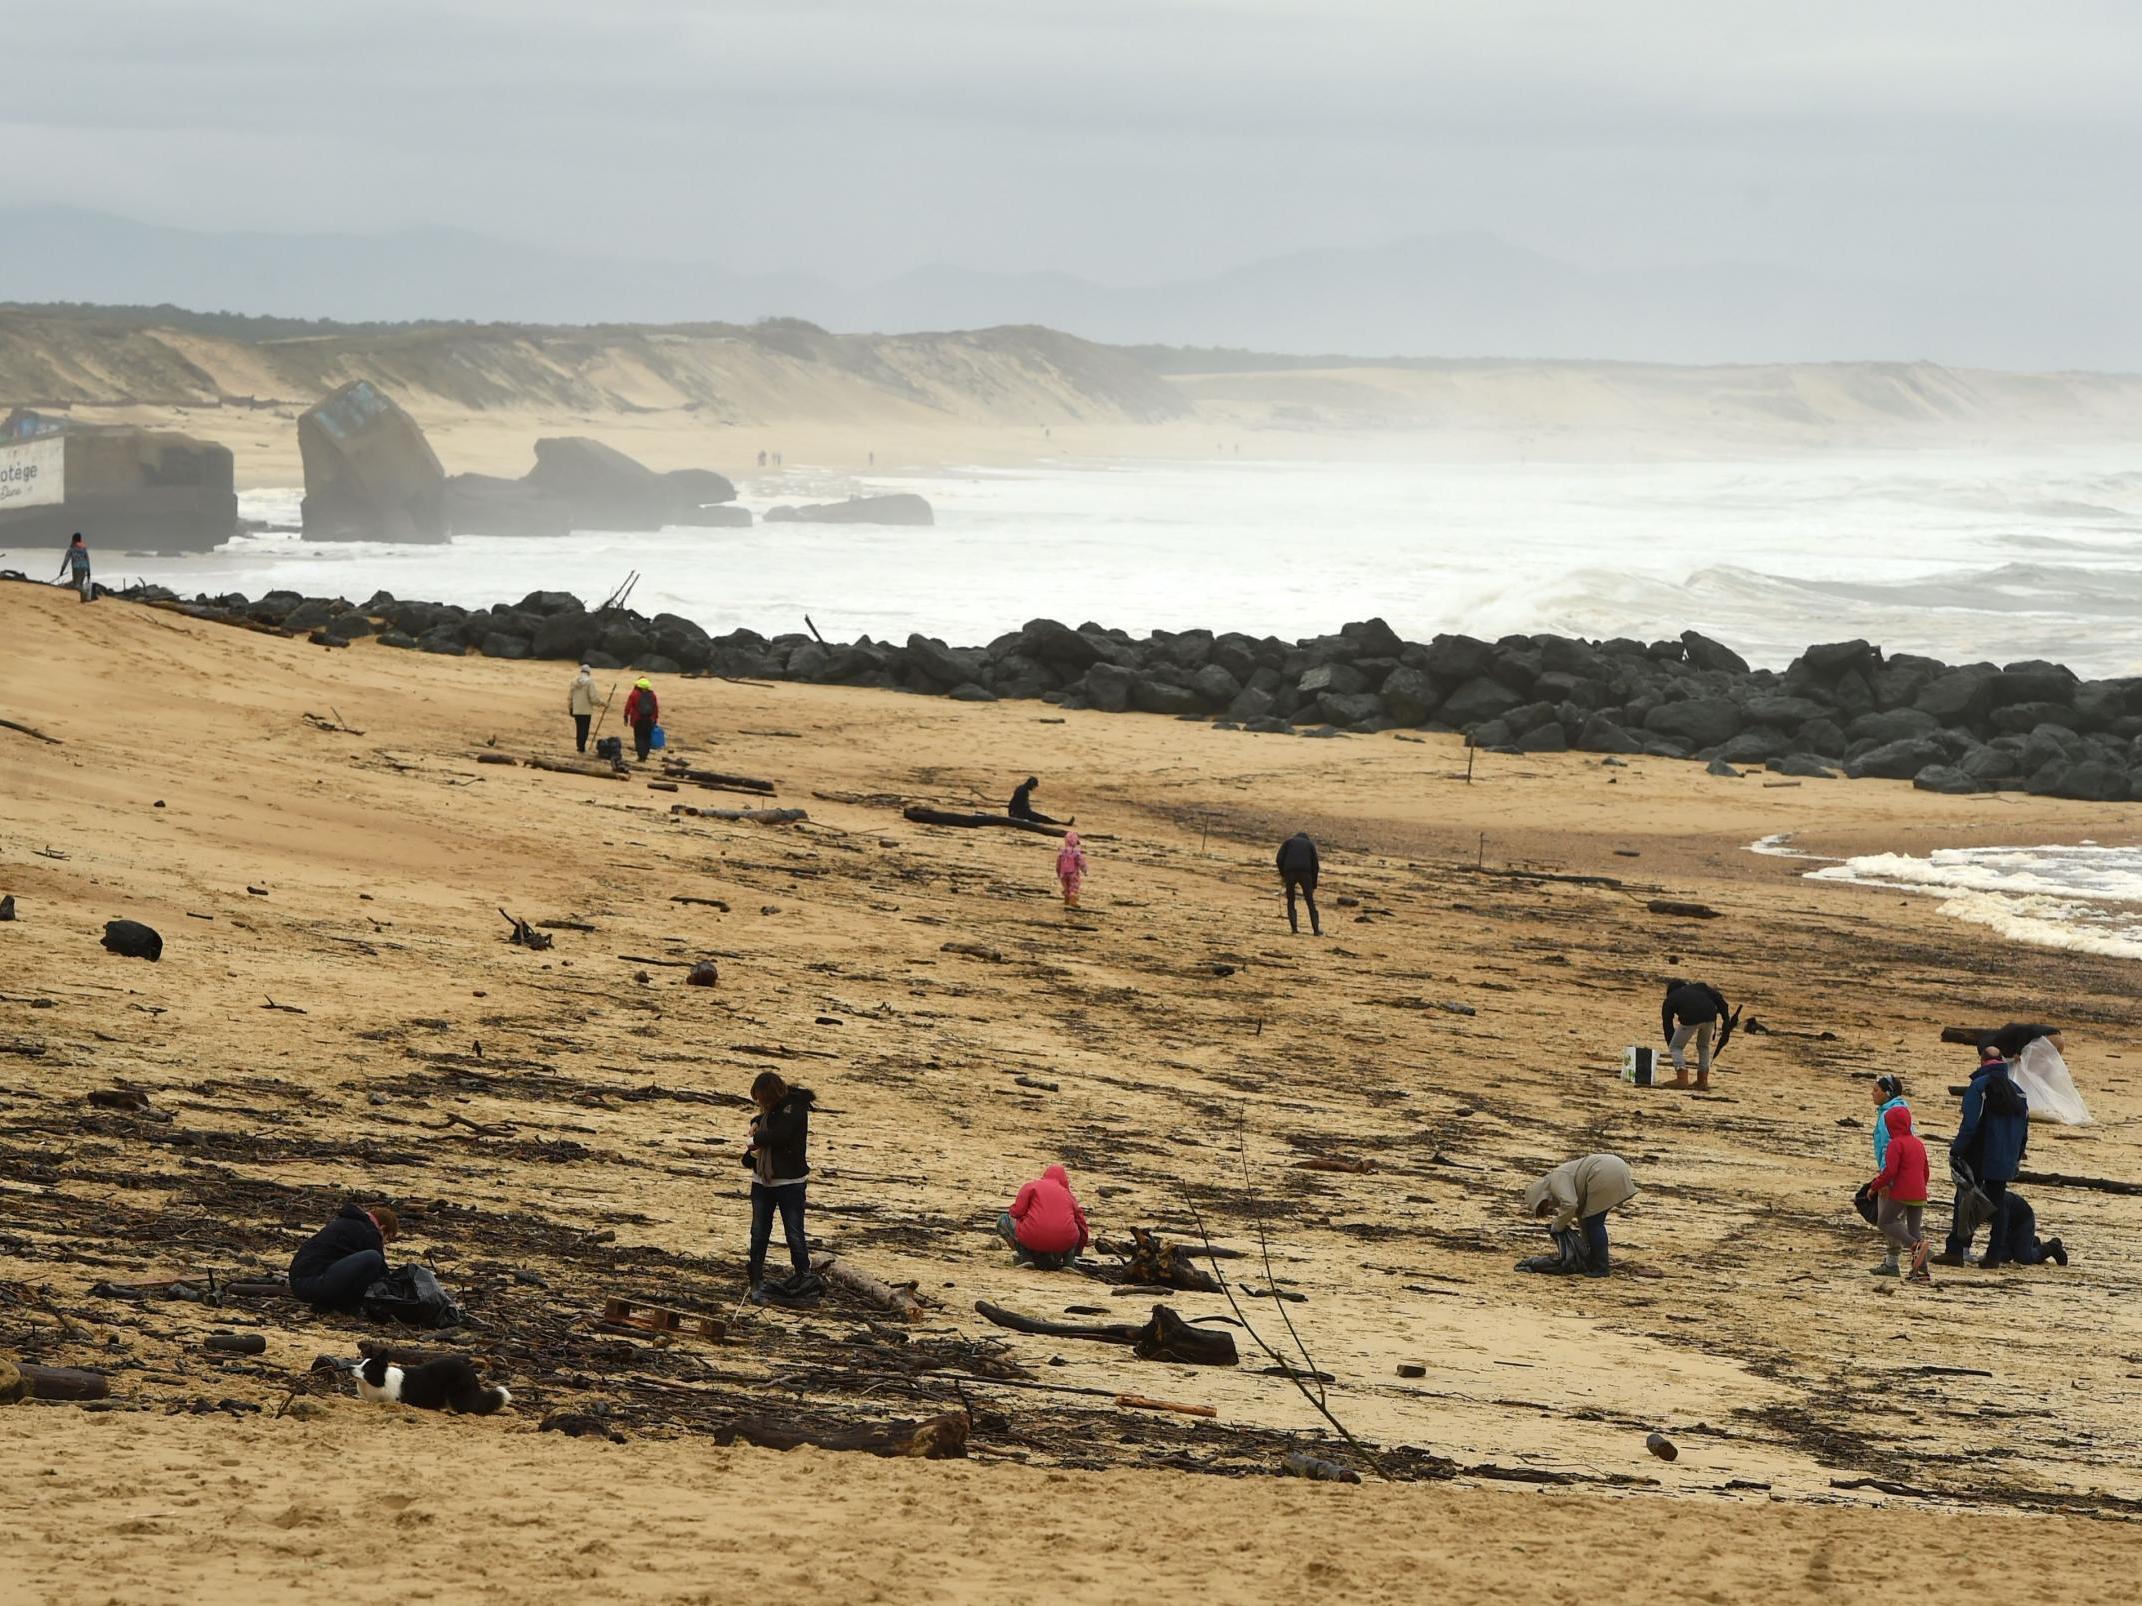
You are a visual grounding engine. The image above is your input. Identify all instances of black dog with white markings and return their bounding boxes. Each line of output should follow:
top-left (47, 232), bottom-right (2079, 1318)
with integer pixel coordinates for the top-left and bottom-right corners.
top-left (354, 1354), bottom-right (511, 1415)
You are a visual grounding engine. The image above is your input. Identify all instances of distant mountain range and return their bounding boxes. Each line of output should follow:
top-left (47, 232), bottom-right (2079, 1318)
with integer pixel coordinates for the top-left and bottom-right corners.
top-left (2, 206), bottom-right (2132, 370)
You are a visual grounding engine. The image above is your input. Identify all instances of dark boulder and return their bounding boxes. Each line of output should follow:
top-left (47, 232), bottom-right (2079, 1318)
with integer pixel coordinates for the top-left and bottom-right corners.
top-left (1912, 764), bottom-right (1986, 795)
top-left (1990, 701), bottom-right (2078, 736)
top-left (1991, 661), bottom-right (2080, 708)
top-left (1440, 677), bottom-right (1527, 726)
top-left (1714, 727), bottom-right (1792, 765)
top-left (947, 683), bottom-right (996, 703)
top-left (530, 612), bottom-right (597, 660)
top-left (1791, 639), bottom-right (1878, 682)
top-left (1957, 744), bottom-right (2020, 783)
top-left (1576, 714), bottom-right (1645, 755)
top-left (1133, 678), bottom-right (1206, 717)
top-left (1680, 630), bottom-right (1750, 675)
top-left (1190, 663), bottom-right (1242, 708)
top-left (519, 590), bottom-right (586, 616)
top-left (1743, 695), bottom-right (1829, 729)
top-left (1514, 721), bottom-right (1569, 753)
top-left (1421, 634), bottom-right (1495, 684)
top-left (100, 919), bottom-right (163, 961)
top-left (418, 627), bottom-right (466, 656)
top-left (1768, 754), bottom-right (1837, 778)
top-left (1846, 736), bottom-right (1949, 780)
top-left (1380, 666), bottom-right (1441, 726)
top-left (1227, 685), bottom-right (1278, 723)
top-left (1298, 663), bottom-right (1369, 698)
top-left (1913, 667), bottom-right (1999, 727)
top-left (2027, 759), bottom-right (2130, 802)
top-left (1643, 697), bottom-right (1742, 749)
top-left (527, 437), bottom-right (683, 528)
top-left (1538, 636), bottom-right (1607, 678)
top-left (1316, 691), bottom-right (1385, 727)
top-left (663, 467), bottom-right (739, 507)
top-left (1846, 708), bottom-right (1940, 744)
top-left (298, 381), bottom-right (447, 543)
top-left (480, 633), bottom-right (531, 660)
top-left (377, 630), bottom-right (418, 650)
top-left (1082, 662), bottom-right (1137, 714)
top-left (904, 633), bottom-right (979, 690)
top-left (764, 493), bottom-right (934, 526)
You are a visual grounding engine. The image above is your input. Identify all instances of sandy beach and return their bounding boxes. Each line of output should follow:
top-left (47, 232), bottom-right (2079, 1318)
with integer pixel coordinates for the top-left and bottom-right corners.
top-left (6, 580), bottom-right (2142, 1601)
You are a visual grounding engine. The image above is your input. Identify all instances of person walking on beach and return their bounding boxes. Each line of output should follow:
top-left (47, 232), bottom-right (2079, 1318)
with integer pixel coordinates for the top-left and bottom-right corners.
top-left (1661, 977), bottom-right (1730, 1090)
top-left (623, 676), bottom-right (659, 763)
top-left (287, 1202), bottom-right (398, 1313)
top-left (1520, 1153), bottom-right (1637, 1278)
top-left (1055, 830), bottom-right (1087, 908)
top-left (996, 1163), bottom-right (1090, 1269)
top-left (1865, 1105), bottom-right (1932, 1282)
top-left (56, 532), bottom-right (91, 603)
top-left (1277, 831), bottom-right (1321, 936)
top-left (1938, 1042), bottom-right (2031, 1267)
top-left (1861, 1074), bottom-right (1913, 1274)
top-left (741, 1072), bottom-right (819, 1301)
top-left (1009, 775), bottom-right (1072, 826)
top-left (567, 664), bottom-right (603, 753)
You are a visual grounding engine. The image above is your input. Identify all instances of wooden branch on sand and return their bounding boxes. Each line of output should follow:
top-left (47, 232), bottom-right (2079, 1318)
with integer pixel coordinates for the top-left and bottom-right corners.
top-left (974, 1301), bottom-right (1239, 1365)
top-left (1116, 1392), bottom-right (1217, 1418)
top-left (812, 1254), bottom-right (929, 1321)
top-left (2016, 1169), bottom-right (2142, 1197)
top-left (18, 1364), bottom-right (110, 1401)
top-left (661, 765), bottom-right (776, 795)
top-left (902, 805), bottom-right (1066, 838)
top-left (1645, 899), bottom-right (1721, 920)
top-left (500, 909), bottom-right (554, 950)
top-left (527, 755), bottom-right (626, 780)
top-left (0, 718), bottom-right (61, 745)
top-left (714, 1409), bottom-right (968, 1459)
top-left (670, 805), bottom-right (808, 825)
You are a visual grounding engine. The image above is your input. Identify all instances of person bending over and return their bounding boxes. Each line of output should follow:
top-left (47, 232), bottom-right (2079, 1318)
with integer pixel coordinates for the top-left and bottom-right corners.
top-left (1277, 831), bottom-right (1321, 936)
top-left (1521, 1154), bottom-right (1637, 1278)
top-left (288, 1202), bottom-right (398, 1313)
top-left (1009, 776), bottom-right (1072, 826)
top-left (997, 1163), bottom-right (1091, 1270)
top-left (1661, 977), bottom-right (1730, 1090)
top-left (1987, 1190), bottom-right (2067, 1267)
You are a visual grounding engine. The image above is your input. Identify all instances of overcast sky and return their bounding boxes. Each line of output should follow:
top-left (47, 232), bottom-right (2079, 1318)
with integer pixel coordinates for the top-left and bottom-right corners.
top-left (9, 1), bottom-right (2139, 289)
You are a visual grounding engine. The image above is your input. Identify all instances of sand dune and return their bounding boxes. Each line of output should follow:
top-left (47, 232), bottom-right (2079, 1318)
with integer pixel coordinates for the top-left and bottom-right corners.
top-left (5, 581), bottom-right (2142, 1600)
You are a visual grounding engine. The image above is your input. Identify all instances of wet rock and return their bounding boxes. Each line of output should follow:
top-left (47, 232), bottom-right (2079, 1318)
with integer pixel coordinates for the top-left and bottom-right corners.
top-left (1298, 662), bottom-right (1368, 698)
top-left (1768, 754), bottom-right (1838, 778)
top-left (1515, 721), bottom-right (1569, 753)
top-left (1846, 736), bottom-right (1949, 780)
top-left (445, 472), bottom-right (572, 538)
top-left (764, 493), bottom-right (933, 526)
top-left (1421, 633), bottom-right (1495, 684)
top-left (1440, 677), bottom-right (1527, 726)
top-left (377, 630), bottom-right (418, 650)
top-left (1379, 666), bottom-right (1441, 725)
top-left (1576, 714), bottom-right (1645, 754)
top-left (1912, 764), bottom-right (1986, 795)
top-left (1642, 697), bottom-right (1742, 749)
top-left (1680, 630), bottom-right (1750, 675)
top-left (480, 634), bottom-right (531, 660)
top-left (1705, 758), bottom-right (1742, 777)
top-left (1846, 708), bottom-right (1940, 744)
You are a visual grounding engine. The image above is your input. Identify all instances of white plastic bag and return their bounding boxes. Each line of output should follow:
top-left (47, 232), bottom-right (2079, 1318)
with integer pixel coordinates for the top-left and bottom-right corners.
top-left (2013, 1037), bottom-right (2092, 1125)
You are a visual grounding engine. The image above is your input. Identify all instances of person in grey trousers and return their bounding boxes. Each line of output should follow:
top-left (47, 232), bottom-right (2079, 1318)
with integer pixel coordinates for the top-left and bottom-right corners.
top-left (57, 532), bottom-right (91, 602)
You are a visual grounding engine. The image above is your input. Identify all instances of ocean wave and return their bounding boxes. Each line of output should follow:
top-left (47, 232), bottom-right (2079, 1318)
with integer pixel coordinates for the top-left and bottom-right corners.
top-left (1804, 843), bottom-right (2142, 960)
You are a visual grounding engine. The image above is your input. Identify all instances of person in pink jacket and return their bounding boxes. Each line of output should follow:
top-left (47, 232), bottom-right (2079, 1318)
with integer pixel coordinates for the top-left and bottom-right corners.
top-left (1055, 831), bottom-right (1087, 907)
top-left (997, 1163), bottom-right (1091, 1269)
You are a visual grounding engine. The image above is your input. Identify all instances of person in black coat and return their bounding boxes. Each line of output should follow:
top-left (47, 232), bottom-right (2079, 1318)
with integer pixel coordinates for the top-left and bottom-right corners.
top-left (1987, 1191), bottom-right (2067, 1267)
top-left (1938, 1044), bottom-right (2032, 1266)
top-left (1008, 776), bottom-right (1071, 827)
top-left (740, 1072), bottom-right (818, 1297)
top-left (1277, 832), bottom-right (1321, 935)
top-left (288, 1202), bottom-right (398, 1313)
top-left (1661, 979), bottom-right (1729, 1090)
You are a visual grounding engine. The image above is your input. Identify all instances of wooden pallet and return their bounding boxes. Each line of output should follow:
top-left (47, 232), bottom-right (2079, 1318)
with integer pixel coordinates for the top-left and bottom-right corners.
top-left (599, 1296), bottom-right (725, 1340)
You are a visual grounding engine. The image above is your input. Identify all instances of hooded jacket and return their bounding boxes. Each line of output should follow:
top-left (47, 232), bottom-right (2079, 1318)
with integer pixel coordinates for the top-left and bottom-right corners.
top-left (1872, 1095), bottom-right (1912, 1166)
top-left (741, 1086), bottom-right (814, 1187)
top-left (624, 682), bottom-right (658, 728)
top-left (289, 1203), bottom-right (384, 1283)
top-left (1869, 1106), bottom-right (1930, 1204)
top-left (569, 671), bottom-right (602, 716)
top-left (1953, 1058), bottom-right (2030, 1182)
top-left (1523, 1154), bottom-right (1637, 1232)
top-left (1009, 1164), bottom-right (1090, 1254)
top-left (1276, 833), bottom-right (1319, 881)
top-left (1662, 981), bottom-right (1728, 1041)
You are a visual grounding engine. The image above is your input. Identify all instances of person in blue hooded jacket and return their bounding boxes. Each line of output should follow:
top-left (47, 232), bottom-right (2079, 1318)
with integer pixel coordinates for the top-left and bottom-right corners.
top-left (1937, 1044), bottom-right (2031, 1266)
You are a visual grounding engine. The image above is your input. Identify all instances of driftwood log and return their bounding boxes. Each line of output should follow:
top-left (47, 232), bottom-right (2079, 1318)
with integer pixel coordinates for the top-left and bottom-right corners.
top-left (1116, 1392), bottom-right (1216, 1418)
top-left (714, 1409), bottom-right (968, 1459)
top-left (2016, 1170), bottom-right (2142, 1197)
top-left (902, 805), bottom-right (1066, 838)
top-left (527, 755), bottom-right (626, 780)
top-left (661, 765), bottom-right (776, 794)
top-left (20, 1364), bottom-right (110, 1400)
top-left (1281, 1451), bottom-right (1362, 1483)
top-left (975, 1301), bottom-right (1239, 1366)
top-left (670, 805), bottom-right (808, 825)
top-left (1646, 899), bottom-right (1721, 920)
top-left (814, 1254), bottom-right (928, 1321)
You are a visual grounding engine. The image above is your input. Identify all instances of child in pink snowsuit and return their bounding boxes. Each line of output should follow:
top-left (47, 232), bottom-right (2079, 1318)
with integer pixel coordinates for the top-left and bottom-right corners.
top-left (1056, 831), bottom-right (1087, 907)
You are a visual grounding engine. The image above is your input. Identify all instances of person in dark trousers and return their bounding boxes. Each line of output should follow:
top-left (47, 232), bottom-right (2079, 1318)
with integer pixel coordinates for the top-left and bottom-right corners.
top-left (1008, 776), bottom-right (1071, 826)
top-left (1521, 1154), bottom-right (1637, 1277)
top-left (1938, 1043), bottom-right (2031, 1266)
top-left (1988, 1191), bottom-right (2067, 1267)
top-left (997, 1163), bottom-right (1091, 1270)
top-left (741, 1071), bottom-right (817, 1299)
top-left (622, 676), bottom-right (659, 762)
top-left (56, 532), bottom-right (92, 603)
top-left (1661, 978), bottom-right (1730, 1090)
top-left (568, 664), bottom-right (602, 753)
top-left (1277, 831), bottom-right (1321, 935)
top-left (288, 1202), bottom-right (398, 1313)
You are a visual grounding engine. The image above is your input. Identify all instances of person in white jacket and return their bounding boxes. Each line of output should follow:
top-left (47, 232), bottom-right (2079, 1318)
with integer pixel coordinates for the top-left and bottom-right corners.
top-left (567, 665), bottom-right (604, 752)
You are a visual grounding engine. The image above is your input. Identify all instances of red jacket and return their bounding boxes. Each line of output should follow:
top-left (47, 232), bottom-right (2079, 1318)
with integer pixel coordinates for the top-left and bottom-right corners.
top-left (1869, 1106), bottom-right (1930, 1204)
top-left (1009, 1164), bottom-right (1089, 1254)
top-left (624, 686), bottom-right (658, 727)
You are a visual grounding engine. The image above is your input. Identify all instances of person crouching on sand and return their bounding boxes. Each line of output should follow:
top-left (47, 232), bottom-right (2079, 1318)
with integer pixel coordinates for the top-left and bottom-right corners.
top-left (741, 1072), bottom-right (818, 1300)
top-left (1521, 1154), bottom-right (1636, 1277)
top-left (1865, 1104), bottom-right (1932, 1282)
top-left (1056, 830), bottom-right (1087, 907)
top-left (288, 1202), bottom-right (398, 1313)
top-left (997, 1164), bottom-right (1090, 1269)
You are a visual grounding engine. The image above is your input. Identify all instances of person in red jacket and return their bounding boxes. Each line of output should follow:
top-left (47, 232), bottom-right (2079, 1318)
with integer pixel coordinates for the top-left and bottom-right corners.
top-left (622, 676), bottom-right (659, 762)
top-left (1866, 1104), bottom-right (1932, 1283)
top-left (996, 1163), bottom-right (1090, 1270)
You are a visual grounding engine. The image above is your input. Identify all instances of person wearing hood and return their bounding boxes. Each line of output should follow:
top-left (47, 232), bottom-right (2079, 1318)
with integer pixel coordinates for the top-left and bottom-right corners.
top-left (1009, 776), bottom-right (1071, 826)
top-left (1858, 1074), bottom-right (1913, 1274)
top-left (567, 665), bottom-right (604, 753)
top-left (1055, 831), bottom-right (1088, 908)
top-left (1938, 1043), bottom-right (2032, 1266)
top-left (288, 1201), bottom-right (399, 1313)
top-left (1276, 831), bottom-right (1321, 936)
top-left (998, 1164), bottom-right (1091, 1269)
top-left (1865, 1104), bottom-right (1932, 1281)
top-left (1661, 978), bottom-right (1730, 1090)
top-left (1522, 1154), bottom-right (1636, 1277)
top-left (740, 1071), bottom-right (817, 1298)
top-left (622, 676), bottom-right (659, 762)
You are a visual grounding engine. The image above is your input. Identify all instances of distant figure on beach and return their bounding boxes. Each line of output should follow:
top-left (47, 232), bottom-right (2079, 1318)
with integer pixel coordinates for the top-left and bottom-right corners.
top-left (568, 664), bottom-right (603, 753)
top-left (56, 532), bottom-right (91, 603)
top-left (868, 451), bottom-right (875, 467)
top-left (997, 1163), bottom-right (1090, 1269)
top-left (742, 1072), bottom-right (819, 1301)
top-left (1661, 978), bottom-right (1730, 1090)
top-left (623, 676), bottom-right (659, 763)
top-left (1009, 776), bottom-right (1071, 826)
top-left (1860, 1074), bottom-right (1913, 1274)
top-left (1519, 1154), bottom-right (1636, 1278)
top-left (1938, 1042), bottom-right (2031, 1266)
top-left (757, 449), bottom-right (767, 467)
top-left (1055, 830), bottom-right (1087, 907)
top-left (1276, 831), bottom-right (1321, 936)
top-left (288, 1202), bottom-right (398, 1313)
top-left (1987, 1190), bottom-right (2068, 1267)
top-left (1864, 1105), bottom-right (1932, 1282)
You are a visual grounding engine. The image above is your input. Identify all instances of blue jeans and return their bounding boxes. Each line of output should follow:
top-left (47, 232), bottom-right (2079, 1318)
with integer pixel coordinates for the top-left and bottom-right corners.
top-left (290, 1249), bottom-right (387, 1313)
top-left (1580, 1212), bottom-right (1611, 1276)
top-left (997, 1211), bottom-right (1075, 1270)
top-left (749, 1183), bottom-right (809, 1280)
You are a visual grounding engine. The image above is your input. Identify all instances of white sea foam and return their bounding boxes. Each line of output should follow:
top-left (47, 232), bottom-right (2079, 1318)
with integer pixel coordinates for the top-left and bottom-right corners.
top-left (1806, 843), bottom-right (2142, 959)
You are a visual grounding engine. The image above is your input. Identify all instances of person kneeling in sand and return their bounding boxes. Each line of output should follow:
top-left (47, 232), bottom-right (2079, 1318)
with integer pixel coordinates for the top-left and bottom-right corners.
top-left (288, 1202), bottom-right (398, 1313)
top-left (997, 1163), bottom-right (1090, 1270)
top-left (1519, 1154), bottom-right (1636, 1277)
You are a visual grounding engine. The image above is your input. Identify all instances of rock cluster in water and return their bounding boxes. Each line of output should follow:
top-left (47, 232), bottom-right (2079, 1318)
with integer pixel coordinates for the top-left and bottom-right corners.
top-left (116, 585), bottom-right (2142, 800)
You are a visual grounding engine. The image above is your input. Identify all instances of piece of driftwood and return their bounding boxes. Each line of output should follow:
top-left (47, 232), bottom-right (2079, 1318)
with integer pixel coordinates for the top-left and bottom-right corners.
top-left (1281, 1451), bottom-right (1361, 1483)
top-left (302, 711), bottom-right (365, 735)
top-left (672, 895), bottom-right (731, 910)
top-left (528, 755), bottom-right (626, 780)
top-left (21, 1364), bottom-right (109, 1400)
top-left (475, 752), bottom-right (519, 766)
top-left (975, 1301), bottom-right (1238, 1365)
top-left (1646, 899), bottom-right (1722, 919)
top-left (715, 1409), bottom-right (968, 1459)
top-left (500, 909), bottom-right (554, 950)
top-left (941, 941), bottom-right (1004, 963)
top-left (536, 919), bottom-right (596, 933)
top-left (261, 997), bottom-right (307, 1014)
top-left (1295, 1156), bottom-right (1376, 1174)
top-left (648, 781), bottom-right (679, 792)
top-left (902, 805), bottom-right (1067, 838)
top-left (1468, 867), bottom-right (1625, 889)
top-left (203, 1333), bottom-right (268, 1355)
top-left (663, 765), bottom-right (776, 794)
top-left (1123, 1227), bottom-right (1222, 1293)
top-left (814, 1254), bottom-right (928, 1321)
top-left (0, 718), bottom-right (61, 745)
top-left (1116, 1392), bottom-right (1217, 1418)
top-left (2016, 1169), bottom-right (2142, 1197)
top-left (670, 805), bottom-right (808, 824)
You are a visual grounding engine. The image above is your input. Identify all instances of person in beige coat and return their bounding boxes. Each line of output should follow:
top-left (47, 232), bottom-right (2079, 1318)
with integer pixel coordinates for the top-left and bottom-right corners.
top-left (1521, 1154), bottom-right (1637, 1277)
top-left (568, 665), bottom-right (605, 753)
